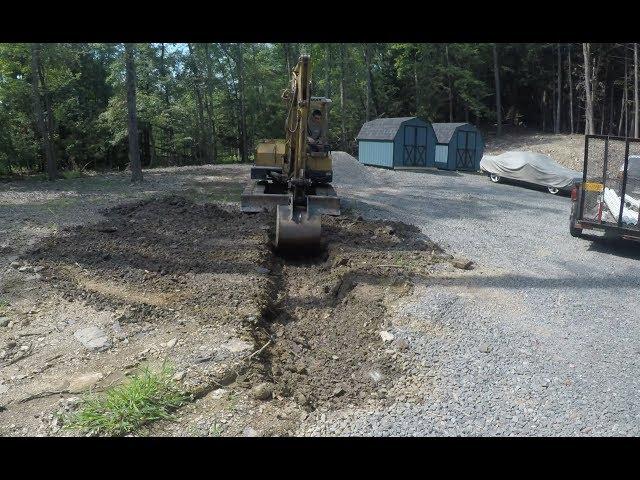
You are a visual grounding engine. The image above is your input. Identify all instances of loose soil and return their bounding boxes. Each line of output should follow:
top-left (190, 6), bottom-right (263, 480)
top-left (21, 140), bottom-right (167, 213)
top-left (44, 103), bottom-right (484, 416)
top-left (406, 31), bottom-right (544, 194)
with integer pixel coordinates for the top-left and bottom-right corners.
top-left (1, 193), bottom-right (449, 436)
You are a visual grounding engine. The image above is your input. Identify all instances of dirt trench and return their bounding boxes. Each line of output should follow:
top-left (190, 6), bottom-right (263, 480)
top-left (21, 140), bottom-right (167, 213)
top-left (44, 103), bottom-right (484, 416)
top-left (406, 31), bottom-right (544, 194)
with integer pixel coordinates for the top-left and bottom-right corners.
top-left (4, 195), bottom-right (447, 434)
top-left (245, 213), bottom-right (447, 412)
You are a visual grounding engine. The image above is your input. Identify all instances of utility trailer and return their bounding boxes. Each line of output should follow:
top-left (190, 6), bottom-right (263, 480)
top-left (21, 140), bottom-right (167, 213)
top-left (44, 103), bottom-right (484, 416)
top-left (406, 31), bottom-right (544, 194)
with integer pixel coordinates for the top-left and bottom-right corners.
top-left (569, 135), bottom-right (640, 243)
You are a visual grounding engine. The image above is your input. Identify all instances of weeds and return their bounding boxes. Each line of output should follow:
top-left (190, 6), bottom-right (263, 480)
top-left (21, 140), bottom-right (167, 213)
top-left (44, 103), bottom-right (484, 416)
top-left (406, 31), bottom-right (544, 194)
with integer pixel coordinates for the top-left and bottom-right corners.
top-left (65, 364), bottom-right (189, 436)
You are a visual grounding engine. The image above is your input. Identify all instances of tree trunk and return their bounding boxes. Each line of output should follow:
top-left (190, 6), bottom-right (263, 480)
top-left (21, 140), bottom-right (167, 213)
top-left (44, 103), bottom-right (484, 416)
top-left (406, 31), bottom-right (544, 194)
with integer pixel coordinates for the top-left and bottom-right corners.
top-left (568, 44), bottom-right (574, 134)
top-left (446, 44), bottom-right (453, 122)
top-left (203, 43), bottom-right (218, 163)
top-left (609, 73), bottom-right (615, 134)
top-left (187, 43), bottom-right (208, 163)
top-left (619, 47), bottom-right (628, 136)
top-left (619, 82), bottom-right (626, 136)
top-left (236, 43), bottom-right (248, 163)
top-left (633, 43), bottom-right (640, 138)
top-left (542, 90), bottom-right (547, 132)
top-left (363, 44), bottom-right (375, 120)
top-left (125, 43), bottom-right (142, 182)
top-left (30, 43), bottom-right (57, 180)
top-left (159, 43), bottom-right (174, 154)
top-left (493, 44), bottom-right (502, 136)
top-left (339, 43), bottom-right (347, 150)
top-left (583, 43), bottom-right (594, 135)
top-left (555, 43), bottom-right (562, 133)
top-left (413, 55), bottom-right (420, 117)
top-left (325, 43), bottom-right (331, 98)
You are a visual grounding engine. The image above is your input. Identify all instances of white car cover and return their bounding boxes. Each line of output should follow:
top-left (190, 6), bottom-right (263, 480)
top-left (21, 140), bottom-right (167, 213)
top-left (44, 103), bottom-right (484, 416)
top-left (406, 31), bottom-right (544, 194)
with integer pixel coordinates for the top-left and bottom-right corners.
top-left (480, 151), bottom-right (582, 189)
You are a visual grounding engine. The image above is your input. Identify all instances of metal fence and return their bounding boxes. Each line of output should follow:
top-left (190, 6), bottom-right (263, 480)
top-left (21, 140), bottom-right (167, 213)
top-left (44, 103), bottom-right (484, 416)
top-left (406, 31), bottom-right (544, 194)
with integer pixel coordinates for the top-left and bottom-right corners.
top-left (579, 135), bottom-right (640, 231)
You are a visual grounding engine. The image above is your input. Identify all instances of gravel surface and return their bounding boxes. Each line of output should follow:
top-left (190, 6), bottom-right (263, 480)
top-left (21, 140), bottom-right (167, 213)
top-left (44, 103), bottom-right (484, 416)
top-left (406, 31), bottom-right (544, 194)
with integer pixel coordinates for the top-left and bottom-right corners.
top-left (297, 152), bottom-right (640, 436)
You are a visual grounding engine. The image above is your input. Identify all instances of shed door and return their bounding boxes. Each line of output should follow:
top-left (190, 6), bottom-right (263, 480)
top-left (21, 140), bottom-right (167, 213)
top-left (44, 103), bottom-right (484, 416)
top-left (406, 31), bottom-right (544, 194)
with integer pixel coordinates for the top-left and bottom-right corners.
top-left (455, 130), bottom-right (477, 170)
top-left (403, 126), bottom-right (427, 167)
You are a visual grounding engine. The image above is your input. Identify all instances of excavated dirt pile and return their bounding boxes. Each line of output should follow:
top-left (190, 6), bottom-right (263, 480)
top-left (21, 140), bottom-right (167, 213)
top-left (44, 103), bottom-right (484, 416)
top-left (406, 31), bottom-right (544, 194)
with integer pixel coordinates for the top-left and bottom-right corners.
top-left (4, 195), bottom-right (448, 435)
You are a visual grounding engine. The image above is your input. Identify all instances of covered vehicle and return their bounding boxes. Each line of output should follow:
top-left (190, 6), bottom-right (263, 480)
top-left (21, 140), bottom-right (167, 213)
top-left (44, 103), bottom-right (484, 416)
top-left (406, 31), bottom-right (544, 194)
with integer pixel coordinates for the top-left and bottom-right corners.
top-left (480, 151), bottom-right (582, 194)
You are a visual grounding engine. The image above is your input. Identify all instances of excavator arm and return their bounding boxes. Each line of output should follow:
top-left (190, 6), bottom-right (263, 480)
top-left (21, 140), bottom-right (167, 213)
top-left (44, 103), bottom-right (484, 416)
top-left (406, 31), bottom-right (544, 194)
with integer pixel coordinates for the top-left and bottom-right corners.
top-left (241, 54), bottom-right (340, 251)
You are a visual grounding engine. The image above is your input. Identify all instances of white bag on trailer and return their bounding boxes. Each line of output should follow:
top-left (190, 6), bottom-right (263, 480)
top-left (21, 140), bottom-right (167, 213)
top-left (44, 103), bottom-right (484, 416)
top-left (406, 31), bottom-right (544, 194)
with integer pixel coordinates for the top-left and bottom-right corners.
top-left (603, 188), bottom-right (639, 226)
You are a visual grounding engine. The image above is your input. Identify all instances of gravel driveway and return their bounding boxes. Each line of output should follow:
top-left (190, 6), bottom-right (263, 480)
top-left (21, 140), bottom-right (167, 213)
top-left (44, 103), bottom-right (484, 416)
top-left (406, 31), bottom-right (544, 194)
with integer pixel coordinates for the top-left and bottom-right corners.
top-left (299, 152), bottom-right (640, 436)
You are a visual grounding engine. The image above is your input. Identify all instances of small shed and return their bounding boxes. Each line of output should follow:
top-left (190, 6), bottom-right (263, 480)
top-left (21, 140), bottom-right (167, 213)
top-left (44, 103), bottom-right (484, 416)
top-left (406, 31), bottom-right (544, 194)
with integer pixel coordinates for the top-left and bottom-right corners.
top-left (432, 123), bottom-right (484, 171)
top-left (356, 117), bottom-right (437, 169)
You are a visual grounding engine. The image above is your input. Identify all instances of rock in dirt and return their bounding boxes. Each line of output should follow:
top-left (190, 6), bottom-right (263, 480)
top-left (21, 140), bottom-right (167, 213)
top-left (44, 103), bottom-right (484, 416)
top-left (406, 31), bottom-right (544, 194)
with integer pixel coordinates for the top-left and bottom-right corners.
top-left (368, 370), bottom-right (384, 384)
top-left (379, 331), bottom-right (395, 342)
top-left (0, 383), bottom-right (8, 395)
top-left (163, 338), bottom-right (178, 349)
top-left (332, 386), bottom-right (346, 398)
top-left (251, 382), bottom-right (274, 401)
top-left (97, 226), bottom-right (118, 233)
top-left (479, 343), bottom-right (492, 354)
top-left (452, 258), bottom-right (474, 270)
top-left (73, 326), bottom-right (111, 351)
top-left (221, 337), bottom-right (253, 354)
top-left (242, 426), bottom-right (260, 437)
top-left (0, 317), bottom-right (9, 328)
top-left (68, 373), bottom-right (104, 393)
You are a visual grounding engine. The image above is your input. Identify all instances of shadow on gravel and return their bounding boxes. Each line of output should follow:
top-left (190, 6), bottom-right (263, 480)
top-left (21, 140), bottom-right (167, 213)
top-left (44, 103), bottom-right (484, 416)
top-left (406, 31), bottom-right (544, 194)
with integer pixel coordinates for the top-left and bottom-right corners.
top-left (586, 237), bottom-right (640, 261)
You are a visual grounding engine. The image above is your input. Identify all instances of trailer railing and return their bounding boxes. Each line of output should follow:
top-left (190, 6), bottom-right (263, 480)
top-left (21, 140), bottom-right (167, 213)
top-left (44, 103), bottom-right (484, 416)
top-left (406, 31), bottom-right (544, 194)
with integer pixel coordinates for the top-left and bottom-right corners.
top-left (578, 135), bottom-right (640, 232)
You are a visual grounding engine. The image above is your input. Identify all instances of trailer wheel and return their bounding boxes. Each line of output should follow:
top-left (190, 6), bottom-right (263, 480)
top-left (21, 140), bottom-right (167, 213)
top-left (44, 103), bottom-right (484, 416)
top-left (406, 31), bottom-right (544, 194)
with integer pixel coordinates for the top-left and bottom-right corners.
top-left (548, 187), bottom-right (560, 195)
top-left (490, 173), bottom-right (501, 183)
top-left (569, 223), bottom-right (583, 238)
top-left (569, 201), bottom-right (583, 238)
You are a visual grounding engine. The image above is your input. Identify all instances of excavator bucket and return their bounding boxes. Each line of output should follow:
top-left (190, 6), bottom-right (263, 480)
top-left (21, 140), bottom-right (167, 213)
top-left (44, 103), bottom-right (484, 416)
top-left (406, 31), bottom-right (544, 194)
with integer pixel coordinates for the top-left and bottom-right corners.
top-left (275, 203), bottom-right (321, 250)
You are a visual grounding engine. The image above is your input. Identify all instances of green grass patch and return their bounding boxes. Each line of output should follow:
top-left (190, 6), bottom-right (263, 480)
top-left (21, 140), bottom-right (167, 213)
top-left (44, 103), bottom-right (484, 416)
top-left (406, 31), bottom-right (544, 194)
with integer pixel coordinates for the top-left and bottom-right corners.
top-left (65, 364), bottom-right (189, 436)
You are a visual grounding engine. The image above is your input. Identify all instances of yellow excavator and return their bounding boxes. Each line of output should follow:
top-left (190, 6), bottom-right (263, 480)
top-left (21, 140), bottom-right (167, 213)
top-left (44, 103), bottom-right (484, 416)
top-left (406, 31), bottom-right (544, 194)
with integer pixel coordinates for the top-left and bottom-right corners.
top-left (241, 54), bottom-right (340, 249)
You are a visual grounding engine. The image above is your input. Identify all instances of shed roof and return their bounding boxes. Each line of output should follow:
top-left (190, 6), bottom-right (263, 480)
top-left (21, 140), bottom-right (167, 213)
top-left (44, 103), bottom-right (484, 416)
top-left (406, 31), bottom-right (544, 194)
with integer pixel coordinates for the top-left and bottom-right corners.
top-left (432, 122), bottom-right (470, 144)
top-left (356, 117), bottom-right (417, 141)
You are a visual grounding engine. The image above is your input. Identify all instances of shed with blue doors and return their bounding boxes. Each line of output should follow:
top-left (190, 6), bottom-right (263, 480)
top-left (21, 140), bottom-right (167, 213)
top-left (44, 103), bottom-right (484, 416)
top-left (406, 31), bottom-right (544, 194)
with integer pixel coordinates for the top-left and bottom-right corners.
top-left (432, 122), bottom-right (484, 171)
top-left (356, 117), bottom-right (437, 169)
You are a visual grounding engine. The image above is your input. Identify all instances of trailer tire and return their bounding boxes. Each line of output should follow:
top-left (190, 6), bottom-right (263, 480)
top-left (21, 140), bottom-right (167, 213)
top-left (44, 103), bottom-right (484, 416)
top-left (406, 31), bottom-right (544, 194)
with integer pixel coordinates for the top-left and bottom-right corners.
top-left (569, 201), bottom-right (583, 238)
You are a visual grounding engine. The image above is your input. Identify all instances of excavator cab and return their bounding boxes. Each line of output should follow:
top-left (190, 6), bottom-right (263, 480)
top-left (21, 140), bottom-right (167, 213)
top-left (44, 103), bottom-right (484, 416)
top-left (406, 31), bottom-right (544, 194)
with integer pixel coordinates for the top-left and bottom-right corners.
top-left (241, 55), bottom-right (340, 250)
top-left (304, 97), bottom-right (333, 182)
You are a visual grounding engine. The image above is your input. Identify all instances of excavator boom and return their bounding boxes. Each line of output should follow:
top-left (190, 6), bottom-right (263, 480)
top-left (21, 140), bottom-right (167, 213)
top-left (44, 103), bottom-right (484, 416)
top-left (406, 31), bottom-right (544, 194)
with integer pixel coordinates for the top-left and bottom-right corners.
top-left (241, 54), bottom-right (340, 250)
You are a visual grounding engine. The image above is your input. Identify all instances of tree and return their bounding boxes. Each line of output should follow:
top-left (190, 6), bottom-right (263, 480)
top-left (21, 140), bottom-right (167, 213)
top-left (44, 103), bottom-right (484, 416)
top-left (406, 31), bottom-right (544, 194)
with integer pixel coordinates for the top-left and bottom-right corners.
top-left (363, 43), bottom-right (376, 121)
top-left (555, 44), bottom-right (562, 134)
top-left (583, 43), bottom-right (594, 135)
top-left (339, 43), bottom-right (347, 149)
top-left (635, 43), bottom-right (639, 138)
top-left (493, 44), bottom-right (502, 136)
top-left (567, 43), bottom-right (574, 134)
top-left (30, 43), bottom-right (57, 180)
top-left (125, 43), bottom-right (142, 182)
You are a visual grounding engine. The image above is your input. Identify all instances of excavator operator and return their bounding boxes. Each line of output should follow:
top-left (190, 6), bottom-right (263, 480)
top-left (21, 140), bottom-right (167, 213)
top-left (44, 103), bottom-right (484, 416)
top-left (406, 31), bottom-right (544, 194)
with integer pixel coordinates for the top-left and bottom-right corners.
top-left (307, 109), bottom-right (326, 152)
